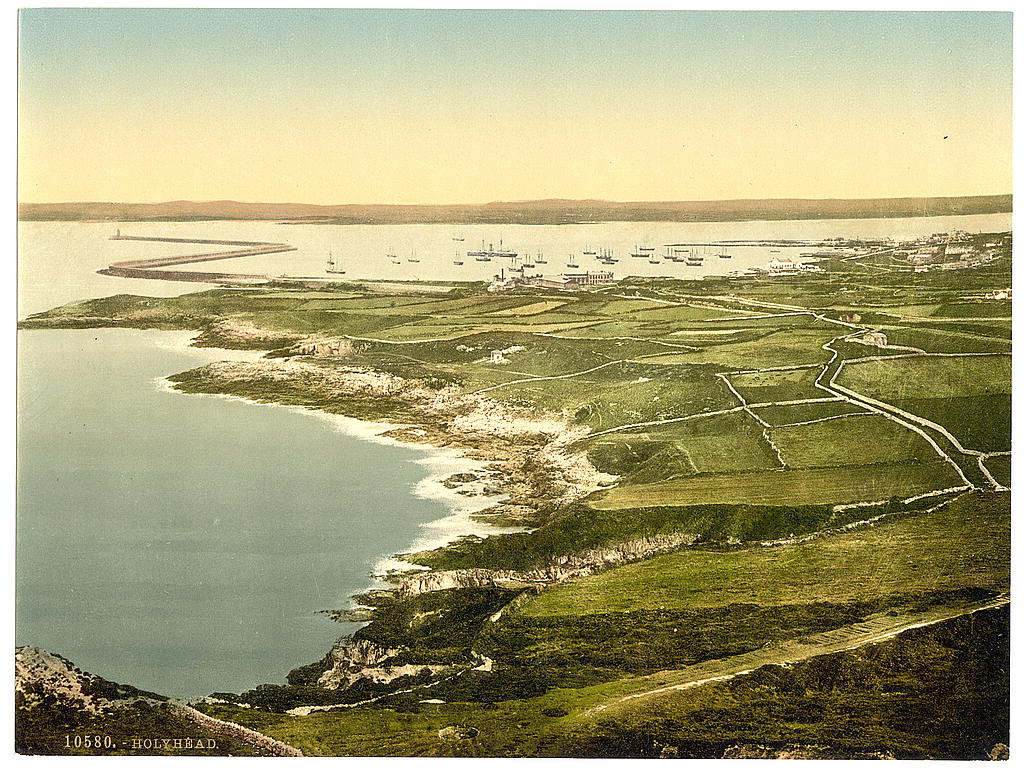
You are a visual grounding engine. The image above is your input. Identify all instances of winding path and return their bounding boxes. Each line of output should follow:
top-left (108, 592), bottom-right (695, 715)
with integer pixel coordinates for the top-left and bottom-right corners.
top-left (582, 593), bottom-right (1009, 717)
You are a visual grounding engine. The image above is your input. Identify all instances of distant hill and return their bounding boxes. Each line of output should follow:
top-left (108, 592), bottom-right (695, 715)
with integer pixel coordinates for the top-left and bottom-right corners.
top-left (18, 195), bottom-right (1011, 225)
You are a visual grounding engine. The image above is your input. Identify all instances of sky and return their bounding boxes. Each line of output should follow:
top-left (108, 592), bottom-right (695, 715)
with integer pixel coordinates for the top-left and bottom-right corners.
top-left (17, 8), bottom-right (1013, 205)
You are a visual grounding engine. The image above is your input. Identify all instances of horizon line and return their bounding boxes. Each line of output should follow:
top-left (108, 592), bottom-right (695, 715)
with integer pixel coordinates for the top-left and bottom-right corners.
top-left (19, 193), bottom-right (1014, 209)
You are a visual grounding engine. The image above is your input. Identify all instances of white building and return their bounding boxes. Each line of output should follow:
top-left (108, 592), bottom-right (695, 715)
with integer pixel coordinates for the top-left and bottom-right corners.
top-left (562, 270), bottom-right (614, 286)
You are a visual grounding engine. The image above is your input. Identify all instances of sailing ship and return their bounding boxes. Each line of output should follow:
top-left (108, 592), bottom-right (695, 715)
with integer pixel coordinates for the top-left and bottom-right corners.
top-left (453, 250), bottom-right (464, 266)
top-left (686, 247), bottom-right (705, 267)
top-left (325, 253), bottom-right (346, 274)
top-left (566, 254), bottom-right (579, 268)
top-left (535, 252), bottom-right (547, 265)
top-left (467, 239), bottom-right (517, 259)
top-left (582, 244), bottom-right (597, 255)
top-left (407, 250), bottom-right (420, 263)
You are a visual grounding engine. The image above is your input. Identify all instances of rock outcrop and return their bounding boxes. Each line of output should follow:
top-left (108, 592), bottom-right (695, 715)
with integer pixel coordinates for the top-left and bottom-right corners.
top-left (393, 532), bottom-right (698, 597)
top-left (315, 638), bottom-right (446, 691)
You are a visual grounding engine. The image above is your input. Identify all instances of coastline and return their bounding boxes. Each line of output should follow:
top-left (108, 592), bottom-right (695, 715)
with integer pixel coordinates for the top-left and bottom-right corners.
top-left (150, 329), bottom-right (531, 568)
top-left (154, 369), bottom-right (520, 559)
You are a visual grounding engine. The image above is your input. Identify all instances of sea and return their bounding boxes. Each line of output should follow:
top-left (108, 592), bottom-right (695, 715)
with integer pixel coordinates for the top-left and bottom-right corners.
top-left (14, 211), bottom-right (1011, 697)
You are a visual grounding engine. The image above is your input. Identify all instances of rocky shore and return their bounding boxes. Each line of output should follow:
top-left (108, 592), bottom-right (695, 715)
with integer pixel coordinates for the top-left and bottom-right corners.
top-left (164, 349), bottom-right (630, 701)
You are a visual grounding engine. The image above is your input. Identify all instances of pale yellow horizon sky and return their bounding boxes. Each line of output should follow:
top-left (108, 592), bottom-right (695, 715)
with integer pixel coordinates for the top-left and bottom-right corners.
top-left (18, 9), bottom-right (1013, 205)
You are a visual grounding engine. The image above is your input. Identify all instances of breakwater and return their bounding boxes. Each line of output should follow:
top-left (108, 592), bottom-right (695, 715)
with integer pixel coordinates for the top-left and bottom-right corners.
top-left (100, 233), bottom-right (297, 284)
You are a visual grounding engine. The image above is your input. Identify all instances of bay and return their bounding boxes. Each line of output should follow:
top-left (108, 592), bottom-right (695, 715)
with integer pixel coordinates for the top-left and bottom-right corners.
top-left (15, 327), bottom-right (489, 697)
top-left (18, 212), bottom-right (1011, 317)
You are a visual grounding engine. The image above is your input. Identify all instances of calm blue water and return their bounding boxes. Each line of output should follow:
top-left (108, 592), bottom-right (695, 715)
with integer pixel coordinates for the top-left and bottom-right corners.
top-left (16, 328), bottom-right (454, 697)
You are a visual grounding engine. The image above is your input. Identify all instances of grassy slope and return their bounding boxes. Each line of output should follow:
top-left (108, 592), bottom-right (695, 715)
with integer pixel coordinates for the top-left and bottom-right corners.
top-left (769, 414), bottom-right (943, 467)
top-left (590, 461), bottom-right (961, 508)
top-left (197, 486), bottom-right (1008, 757)
top-left (521, 491), bottom-right (1008, 617)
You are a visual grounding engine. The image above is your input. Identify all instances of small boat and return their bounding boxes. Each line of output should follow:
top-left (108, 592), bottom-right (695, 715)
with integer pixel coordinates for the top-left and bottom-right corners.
top-left (386, 247), bottom-right (398, 258)
top-left (451, 234), bottom-right (465, 242)
top-left (453, 260), bottom-right (464, 265)
top-left (648, 259), bottom-right (661, 264)
top-left (718, 252), bottom-right (732, 260)
top-left (391, 260), bottom-right (401, 265)
top-left (325, 253), bottom-right (346, 274)
top-left (522, 263), bottom-right (535, 269)
top-left (771, 249), bottom-right (781, 253)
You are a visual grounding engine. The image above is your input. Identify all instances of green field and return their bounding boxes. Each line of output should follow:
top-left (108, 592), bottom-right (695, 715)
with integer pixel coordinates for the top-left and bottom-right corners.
top-left (751, 401), bottom-right (870, 426)
top-left (728, 366), bottom-right (831, 403)
top-left (837, 355), bottom-right (1011, 451)
top-left (591, 460), bottom-right (962, 508)
top-left (769, 414), bottom-right (942, 467)
top-left (894, 394), bottom-right (1011, 453)
top-left (839, 354), bottom-right (1011, 400)
top-left (584, 411), bottom-right (777, 482)
top-left (487, 361), bottom-right (734, 432)
top-left (984, 455), bottom-right (1011, 487)
top-left (524, 492), bottom-right (1008, 616)
top-left (644, 326), bottom-right (842, 370)
top-left (876, 325), bottom-right (1011, 354)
